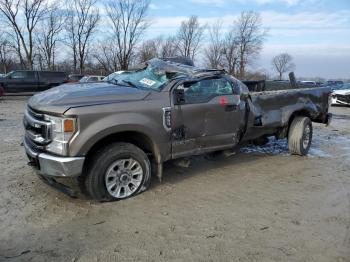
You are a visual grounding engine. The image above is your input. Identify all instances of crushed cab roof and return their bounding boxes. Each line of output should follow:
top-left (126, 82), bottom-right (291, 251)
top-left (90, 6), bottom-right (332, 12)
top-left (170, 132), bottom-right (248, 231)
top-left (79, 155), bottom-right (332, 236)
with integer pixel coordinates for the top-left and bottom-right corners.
top-left (146, 58), bottom-right (226, 78)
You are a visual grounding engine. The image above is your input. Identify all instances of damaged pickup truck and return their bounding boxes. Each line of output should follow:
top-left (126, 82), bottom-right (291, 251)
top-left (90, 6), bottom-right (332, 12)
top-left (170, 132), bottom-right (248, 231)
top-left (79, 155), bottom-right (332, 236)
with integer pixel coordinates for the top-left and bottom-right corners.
top-left (23, 58), bottom-right (332, 201)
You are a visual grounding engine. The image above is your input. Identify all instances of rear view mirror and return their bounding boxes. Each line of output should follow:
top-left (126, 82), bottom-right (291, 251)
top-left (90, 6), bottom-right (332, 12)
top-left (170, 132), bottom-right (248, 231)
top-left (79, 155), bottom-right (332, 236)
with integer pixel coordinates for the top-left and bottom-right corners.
top-left (174, 88), bottom-right (185, 105)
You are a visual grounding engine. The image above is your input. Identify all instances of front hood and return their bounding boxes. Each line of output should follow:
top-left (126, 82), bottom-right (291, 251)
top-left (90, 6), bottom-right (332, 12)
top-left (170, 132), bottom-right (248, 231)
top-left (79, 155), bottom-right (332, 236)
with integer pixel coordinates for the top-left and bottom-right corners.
top-left (29, 82), bottom-right (150, 114)
top-left (333, 89), bottom-right (350, 95)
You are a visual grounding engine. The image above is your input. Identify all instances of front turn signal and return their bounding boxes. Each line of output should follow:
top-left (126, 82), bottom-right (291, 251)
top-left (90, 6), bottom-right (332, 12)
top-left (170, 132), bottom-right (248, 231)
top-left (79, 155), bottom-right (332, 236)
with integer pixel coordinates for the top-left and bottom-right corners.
top-left (63, 119), bottom-right (75, 133)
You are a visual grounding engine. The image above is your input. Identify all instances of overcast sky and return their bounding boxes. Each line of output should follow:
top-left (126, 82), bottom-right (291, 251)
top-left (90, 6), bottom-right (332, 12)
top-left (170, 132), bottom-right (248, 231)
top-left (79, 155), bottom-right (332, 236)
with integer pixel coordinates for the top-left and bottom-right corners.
top-left (145, 0), bottom-right (350, 79)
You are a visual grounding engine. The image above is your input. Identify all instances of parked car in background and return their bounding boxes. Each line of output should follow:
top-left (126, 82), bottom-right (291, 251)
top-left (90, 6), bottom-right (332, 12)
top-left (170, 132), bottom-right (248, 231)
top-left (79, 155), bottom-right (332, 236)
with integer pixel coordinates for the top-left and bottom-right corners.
top-left (1, 70), bottom-right (68, 93)
top-left (331, 83), bottom-right (344, 91)
top-left (327, 80), bottom-right (344, 87)
top-left (299, 81), bottom-right (317, 87)
top-left (331, 83), bottom-right (350, 106)
top-left (79, 75), bottom-right (105, 83)
top-left (68, 74), bottom-right (85, 83)
top-left (103, 71), bottom-right (125, 82)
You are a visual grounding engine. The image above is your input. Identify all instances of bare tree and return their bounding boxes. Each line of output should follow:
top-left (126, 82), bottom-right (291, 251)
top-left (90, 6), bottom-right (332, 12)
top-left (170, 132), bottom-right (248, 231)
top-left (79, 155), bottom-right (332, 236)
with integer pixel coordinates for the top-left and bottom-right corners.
top-left (137, 36), bottom-right (178, 63)
top-left (160, 36), bottom-right (178, 58)
top-left (234, 11), bottom-right (267, 79)
top-left (65, 0), bottom-right (99, 74)
top-left (272, 53), bottom-right (295, 80)
top-left (106, 0), bottom-right (150, 70)
top-left (176, 16), bottom-right (205, 61)
top-left (137, 36), bottom-right (180, 63)
top-left (0, 32), bottom-right (16, 73)
top-left (222, 28), bottom-right (240, 76)
top-left (204, 21), bottom-right (224, 69)
top-left (245, 69), bottom-right (269, 81)
top-left (37, 5), bottom-right (64, 70)
top-left (1, 30), bottom-right (26, 68)
top-left (12, 31), bottom-right (25, 67)
top-left (138, 38), bottom-right (160, 63)
top-left (93, 40), bottom-right (120, 73)
top-left (65, 10), bottom-right (77, 71)
top-left (0, 0), bottom-right (48, 69)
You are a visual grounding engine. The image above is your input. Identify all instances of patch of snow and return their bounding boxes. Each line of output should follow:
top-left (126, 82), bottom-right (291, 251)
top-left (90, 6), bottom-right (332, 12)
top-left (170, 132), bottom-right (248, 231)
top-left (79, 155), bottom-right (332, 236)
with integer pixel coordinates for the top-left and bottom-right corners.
top-left (308, 148), bottom-right (332, 158)
top-left (240, 137), bottom-right (290, 156)
top-left (240, 136), bottom-right (332, 158)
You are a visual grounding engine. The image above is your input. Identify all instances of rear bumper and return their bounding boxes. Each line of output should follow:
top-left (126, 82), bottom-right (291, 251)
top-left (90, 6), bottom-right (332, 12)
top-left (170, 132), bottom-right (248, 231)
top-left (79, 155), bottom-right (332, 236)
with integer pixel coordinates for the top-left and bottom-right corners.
top-left (23, 138), bottom-right (85, 177)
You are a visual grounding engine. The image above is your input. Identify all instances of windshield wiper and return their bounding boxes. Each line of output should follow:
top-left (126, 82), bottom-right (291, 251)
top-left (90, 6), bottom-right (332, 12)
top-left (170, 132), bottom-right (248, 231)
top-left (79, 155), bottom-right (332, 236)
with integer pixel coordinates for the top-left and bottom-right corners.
top-left (122, 80), bottom-right (138, 88)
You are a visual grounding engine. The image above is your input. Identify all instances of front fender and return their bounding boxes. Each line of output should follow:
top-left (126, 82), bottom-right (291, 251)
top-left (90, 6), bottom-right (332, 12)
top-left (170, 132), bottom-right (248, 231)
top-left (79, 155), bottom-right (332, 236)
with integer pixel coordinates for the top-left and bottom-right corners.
top-left (68, 111), bottom-right (171, 161)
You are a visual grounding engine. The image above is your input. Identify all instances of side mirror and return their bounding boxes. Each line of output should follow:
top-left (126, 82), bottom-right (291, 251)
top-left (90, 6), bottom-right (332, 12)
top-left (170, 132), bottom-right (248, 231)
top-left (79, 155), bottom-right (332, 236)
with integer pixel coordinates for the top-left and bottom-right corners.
top-left (174, 88), bottom-right (185, 105)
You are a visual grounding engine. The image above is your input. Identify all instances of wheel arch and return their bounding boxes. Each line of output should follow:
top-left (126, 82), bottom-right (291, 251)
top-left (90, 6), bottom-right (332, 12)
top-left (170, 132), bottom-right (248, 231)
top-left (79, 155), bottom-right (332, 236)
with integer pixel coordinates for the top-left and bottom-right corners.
top-left (287, 109), bottom-right (312, 129)
top-left (83, 130), bottom-right (162, 170)
top-left (276, 109), bottom-right (313, 140)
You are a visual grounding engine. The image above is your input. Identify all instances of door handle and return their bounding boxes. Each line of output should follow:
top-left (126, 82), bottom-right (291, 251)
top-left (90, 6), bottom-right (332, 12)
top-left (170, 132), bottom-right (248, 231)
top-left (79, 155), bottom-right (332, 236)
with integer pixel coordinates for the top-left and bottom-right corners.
top-left (225, 104), bottom-right (237, 112)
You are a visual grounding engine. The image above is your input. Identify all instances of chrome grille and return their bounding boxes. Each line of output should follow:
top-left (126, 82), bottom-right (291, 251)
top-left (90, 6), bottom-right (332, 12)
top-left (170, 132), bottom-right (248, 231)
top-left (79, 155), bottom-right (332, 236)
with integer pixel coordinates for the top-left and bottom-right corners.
top-left (23, 107), bottom-right (52, 152)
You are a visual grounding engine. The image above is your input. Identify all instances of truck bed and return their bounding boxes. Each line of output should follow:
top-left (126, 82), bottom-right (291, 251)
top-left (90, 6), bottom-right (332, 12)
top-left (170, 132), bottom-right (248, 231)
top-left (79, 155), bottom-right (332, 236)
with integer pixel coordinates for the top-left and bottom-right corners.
top-left (242, 87), bottom-right (331, 141)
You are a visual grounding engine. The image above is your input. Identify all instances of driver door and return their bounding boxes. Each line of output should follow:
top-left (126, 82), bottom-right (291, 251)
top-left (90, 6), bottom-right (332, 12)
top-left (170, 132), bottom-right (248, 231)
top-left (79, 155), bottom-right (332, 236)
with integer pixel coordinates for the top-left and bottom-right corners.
top-left (171, 77), bottom-right (246, 158)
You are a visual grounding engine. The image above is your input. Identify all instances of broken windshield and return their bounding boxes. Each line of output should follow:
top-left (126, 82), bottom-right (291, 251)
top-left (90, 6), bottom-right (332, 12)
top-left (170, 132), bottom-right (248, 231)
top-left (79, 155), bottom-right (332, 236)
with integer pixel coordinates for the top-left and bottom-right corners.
top-left (108, 63), bottom-right (185, 91)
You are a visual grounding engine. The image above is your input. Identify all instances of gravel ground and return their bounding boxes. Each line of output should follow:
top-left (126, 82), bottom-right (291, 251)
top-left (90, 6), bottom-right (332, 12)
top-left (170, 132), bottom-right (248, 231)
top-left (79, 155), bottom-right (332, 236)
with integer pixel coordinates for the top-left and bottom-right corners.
top-left (0, 96), bottom-right (349, 262)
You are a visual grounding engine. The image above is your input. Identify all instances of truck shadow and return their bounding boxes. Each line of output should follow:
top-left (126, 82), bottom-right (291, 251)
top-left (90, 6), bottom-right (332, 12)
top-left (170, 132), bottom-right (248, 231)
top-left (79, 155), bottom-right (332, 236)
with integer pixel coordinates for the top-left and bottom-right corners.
top-left (149, 149), bottom-right (283, 189)
top-left (150, 140), bottom-right (289, 190)
top-left (149, 135), bottom-right (333, 189)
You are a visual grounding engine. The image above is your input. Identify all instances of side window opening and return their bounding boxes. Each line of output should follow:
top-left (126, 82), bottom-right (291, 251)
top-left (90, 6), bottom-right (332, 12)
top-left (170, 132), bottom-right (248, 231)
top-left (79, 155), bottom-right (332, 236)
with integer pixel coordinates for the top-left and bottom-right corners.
top-left (11, 71), bottom-right (35, 79)
top-left (214, 78), bottom-right (234, 95)
top-left (180, 77), bottom-right (233, 104)
top-left (11, 71), bottom-right (26, 79)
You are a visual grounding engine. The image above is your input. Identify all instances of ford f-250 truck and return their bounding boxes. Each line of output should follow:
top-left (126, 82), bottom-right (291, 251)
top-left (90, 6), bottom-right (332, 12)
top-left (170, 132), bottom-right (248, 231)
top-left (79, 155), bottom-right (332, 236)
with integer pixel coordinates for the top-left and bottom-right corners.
top-left (23, 58), bottom-right (332, 201)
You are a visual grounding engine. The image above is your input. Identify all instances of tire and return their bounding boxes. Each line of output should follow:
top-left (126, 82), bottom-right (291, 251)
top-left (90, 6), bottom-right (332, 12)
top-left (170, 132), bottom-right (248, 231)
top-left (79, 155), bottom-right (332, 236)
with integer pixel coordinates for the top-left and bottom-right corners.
top-left (288, 116), bottom-right (313, 156)
top-left (83, 142), bottom-right (151, 201)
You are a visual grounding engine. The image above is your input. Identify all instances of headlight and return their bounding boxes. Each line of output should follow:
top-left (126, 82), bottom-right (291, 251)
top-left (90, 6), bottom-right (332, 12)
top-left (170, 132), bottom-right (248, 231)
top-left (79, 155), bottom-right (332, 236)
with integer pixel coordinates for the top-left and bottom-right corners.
top-left (44, 115), bottom-right (78, 155)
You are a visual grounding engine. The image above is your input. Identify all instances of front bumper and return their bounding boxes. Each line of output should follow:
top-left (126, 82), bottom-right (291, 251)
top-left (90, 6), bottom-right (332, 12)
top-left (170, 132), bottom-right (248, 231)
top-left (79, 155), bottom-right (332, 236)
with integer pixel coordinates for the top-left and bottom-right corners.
top-left (23, 138), bottom-right (85, 177)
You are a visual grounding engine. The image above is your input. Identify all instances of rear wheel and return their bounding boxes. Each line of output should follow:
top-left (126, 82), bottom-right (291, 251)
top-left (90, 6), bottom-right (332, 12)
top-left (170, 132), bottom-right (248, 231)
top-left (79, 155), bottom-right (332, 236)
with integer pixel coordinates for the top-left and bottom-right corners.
top-left (83, 142), bottom-right (151, 201)
top-left (288, 116), bottom-right (313, 156)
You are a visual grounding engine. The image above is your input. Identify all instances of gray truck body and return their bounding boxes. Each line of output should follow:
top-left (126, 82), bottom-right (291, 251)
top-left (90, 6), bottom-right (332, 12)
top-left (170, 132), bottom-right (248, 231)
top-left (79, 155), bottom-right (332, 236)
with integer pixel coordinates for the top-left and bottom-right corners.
top-left (23, 59), bottom-right (332, 197)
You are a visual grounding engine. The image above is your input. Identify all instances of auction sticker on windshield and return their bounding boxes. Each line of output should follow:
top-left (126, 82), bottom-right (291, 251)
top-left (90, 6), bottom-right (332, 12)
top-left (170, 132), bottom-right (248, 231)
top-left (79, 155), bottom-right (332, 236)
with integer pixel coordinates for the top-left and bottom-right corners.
top-left (140, 78), bottom-right (156, 86)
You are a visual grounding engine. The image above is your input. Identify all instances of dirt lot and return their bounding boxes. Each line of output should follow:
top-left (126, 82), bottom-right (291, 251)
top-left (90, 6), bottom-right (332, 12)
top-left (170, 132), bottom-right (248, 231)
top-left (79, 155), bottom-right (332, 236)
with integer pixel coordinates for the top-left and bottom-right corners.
top-left (0, 97), bottom-right (349, 262)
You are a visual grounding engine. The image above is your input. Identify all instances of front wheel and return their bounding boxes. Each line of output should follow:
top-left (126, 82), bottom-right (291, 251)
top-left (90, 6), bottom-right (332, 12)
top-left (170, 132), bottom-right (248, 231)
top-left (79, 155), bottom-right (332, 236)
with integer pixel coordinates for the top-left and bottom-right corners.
top-left (83, 142), bottom-right (151, 201)
top-left (288, 116), bottom-right (313, 156)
